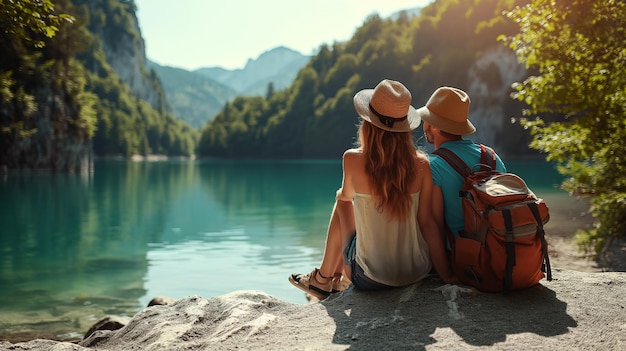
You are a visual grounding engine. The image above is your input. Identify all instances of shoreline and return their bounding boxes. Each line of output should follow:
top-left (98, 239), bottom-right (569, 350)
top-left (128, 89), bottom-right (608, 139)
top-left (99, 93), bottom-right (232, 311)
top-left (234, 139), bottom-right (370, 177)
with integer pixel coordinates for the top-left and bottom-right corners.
top-left (3, 234), bottom-right (624, 345)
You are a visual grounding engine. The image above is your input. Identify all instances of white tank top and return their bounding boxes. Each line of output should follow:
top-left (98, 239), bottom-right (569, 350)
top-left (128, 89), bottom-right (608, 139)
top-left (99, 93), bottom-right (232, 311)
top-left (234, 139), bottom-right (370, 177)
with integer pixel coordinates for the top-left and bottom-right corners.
top-left (353, 192), bottom-right (432, 286)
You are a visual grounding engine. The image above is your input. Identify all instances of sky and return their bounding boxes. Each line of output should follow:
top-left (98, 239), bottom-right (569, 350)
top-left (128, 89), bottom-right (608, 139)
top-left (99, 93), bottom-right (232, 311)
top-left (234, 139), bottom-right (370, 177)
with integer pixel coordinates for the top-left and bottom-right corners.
top-left (134, 0), bottom-right (433, 71)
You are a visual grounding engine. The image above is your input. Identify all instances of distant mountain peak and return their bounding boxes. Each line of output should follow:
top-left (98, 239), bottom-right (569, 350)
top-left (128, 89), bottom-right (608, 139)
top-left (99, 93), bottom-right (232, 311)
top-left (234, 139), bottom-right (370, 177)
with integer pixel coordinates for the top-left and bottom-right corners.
top-left (195, 46), bottom-right (310, 95)
top-left (243, 46), bottom-right (307, 72)
top-left (389, 7), bottom-right (422, 20)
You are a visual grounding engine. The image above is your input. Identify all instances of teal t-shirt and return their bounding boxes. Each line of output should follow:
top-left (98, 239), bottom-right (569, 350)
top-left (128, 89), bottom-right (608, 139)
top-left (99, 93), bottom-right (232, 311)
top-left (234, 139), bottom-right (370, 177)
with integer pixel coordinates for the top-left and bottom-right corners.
top-left (428, 140), bottom-right (507, 241)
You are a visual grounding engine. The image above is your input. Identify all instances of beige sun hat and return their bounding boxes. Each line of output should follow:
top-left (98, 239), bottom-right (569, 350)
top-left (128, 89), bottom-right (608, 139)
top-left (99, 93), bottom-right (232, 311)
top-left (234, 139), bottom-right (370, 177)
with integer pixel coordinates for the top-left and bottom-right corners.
top-left (353, 79), bottom-right (421, 132)
top-left (416, 87), bottom-right (476, 135)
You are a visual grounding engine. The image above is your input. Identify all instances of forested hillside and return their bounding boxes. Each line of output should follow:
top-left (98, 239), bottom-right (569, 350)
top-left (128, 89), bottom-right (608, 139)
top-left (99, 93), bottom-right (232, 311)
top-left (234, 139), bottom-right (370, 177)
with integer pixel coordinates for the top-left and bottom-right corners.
top-left (0, 0), bottom-right (198, 171)
top-left (198, 0), bottom-right (533, 158)
top-left (149, 62), bottom-right (238, 129)
top-left (77, 0), bottom-right (198, 158)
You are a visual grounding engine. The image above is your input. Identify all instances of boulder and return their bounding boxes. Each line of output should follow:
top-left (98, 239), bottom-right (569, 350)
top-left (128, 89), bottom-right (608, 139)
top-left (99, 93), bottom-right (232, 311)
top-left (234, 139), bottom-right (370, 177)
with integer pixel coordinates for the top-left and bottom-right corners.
top-left (146, 295), bottom-right (177, 307)
top-left (83, 316), bottom-right (131, 340)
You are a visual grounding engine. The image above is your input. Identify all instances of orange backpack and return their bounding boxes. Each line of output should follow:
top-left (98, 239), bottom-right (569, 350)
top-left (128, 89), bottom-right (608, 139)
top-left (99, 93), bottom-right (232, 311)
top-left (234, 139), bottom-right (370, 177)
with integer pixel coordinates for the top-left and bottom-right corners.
top-left (433, 144), bottom-right (552, 292)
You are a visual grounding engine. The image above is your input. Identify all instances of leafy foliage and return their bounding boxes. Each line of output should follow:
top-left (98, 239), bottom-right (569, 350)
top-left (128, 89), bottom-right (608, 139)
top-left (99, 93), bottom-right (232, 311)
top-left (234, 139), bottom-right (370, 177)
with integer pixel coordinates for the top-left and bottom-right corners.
top-left (0, 0), bottom-right (198, 169)
top-left (0, 0), bottom-right (75, 48)
top-left (0, 0), bottom-right (95, 171)
top-left (502, 0), bottom-right (626, 254)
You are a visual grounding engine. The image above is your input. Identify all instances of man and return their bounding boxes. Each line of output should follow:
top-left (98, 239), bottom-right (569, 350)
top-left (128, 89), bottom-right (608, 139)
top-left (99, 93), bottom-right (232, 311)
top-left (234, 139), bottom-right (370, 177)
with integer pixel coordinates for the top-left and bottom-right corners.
top-left (416, 87), bottom-right (506, 245)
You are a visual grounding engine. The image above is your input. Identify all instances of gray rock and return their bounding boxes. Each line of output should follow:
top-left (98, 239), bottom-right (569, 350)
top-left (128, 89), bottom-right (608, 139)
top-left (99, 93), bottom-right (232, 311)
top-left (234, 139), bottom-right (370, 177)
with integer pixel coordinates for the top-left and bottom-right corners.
top-left (83, 315), bottom-right (131, 339)
top-left (146, 296), bottom-right (176, 307)
top-left (0, 339), bottom-right (89, 350)
top-left (3, 269), bottom-right (625, 350)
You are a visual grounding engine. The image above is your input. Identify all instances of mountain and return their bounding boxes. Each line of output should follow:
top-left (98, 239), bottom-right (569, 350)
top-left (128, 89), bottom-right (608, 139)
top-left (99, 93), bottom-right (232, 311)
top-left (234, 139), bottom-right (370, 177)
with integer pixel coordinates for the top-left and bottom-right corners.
top-left (76, 0), bottom-right (197, 158)
top-left (195, 46), bottom-right (311, 97)
top-left (153, 46), bottom-right (310, 128)
top-left (149, 62), bottom-right (238, 129)
top-left (389, 7), bottom-right (422, 20)
top-left (81, 0), bottom-right (166, 112)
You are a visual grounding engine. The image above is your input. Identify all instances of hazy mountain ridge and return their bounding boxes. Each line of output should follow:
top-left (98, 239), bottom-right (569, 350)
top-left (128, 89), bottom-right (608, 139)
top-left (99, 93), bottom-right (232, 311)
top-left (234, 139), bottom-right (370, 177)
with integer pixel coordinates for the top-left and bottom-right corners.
top-left (195, 46), bottom-right (311, 96)
top-left (154, 46), bottom-right (310, 128)
top-left (389, 6), bottom-right (422, 20)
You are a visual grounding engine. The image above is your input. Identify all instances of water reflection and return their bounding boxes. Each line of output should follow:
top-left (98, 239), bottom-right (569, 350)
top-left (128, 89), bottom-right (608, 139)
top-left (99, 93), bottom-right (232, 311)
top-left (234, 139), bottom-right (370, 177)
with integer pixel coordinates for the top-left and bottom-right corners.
top-left (0, 160), bottom-right (198, 338)
top-left (142, 160), bottom-right (343, 304)
top-left (196, 159), bottom-right (341, 246)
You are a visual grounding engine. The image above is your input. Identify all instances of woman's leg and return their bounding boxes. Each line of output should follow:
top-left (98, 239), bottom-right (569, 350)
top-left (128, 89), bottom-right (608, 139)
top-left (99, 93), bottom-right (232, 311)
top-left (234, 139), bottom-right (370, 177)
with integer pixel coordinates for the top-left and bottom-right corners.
top-left (319, 199), bottom-right (355, 281)
top-left (288, 199), bottom-right (355, 299)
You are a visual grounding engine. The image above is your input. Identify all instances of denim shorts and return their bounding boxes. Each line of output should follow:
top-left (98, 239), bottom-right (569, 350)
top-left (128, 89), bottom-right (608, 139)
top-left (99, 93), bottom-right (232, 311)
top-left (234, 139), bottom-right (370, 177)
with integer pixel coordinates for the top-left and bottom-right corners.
top-left (342, 234), bottom-right (394, 291)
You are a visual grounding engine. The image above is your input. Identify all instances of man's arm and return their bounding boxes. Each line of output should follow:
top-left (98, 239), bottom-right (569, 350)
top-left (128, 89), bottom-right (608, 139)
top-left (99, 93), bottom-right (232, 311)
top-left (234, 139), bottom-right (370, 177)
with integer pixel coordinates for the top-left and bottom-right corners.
top-left (418, 162), bottom-right (456, 283)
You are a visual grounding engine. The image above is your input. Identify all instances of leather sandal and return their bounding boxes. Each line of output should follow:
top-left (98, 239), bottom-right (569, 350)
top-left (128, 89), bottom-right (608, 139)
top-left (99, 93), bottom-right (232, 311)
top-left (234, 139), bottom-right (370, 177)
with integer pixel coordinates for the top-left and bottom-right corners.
top-left (332, 273), bottom-right (351, 293)
top-left (289, 268), bottom-right (332, 300)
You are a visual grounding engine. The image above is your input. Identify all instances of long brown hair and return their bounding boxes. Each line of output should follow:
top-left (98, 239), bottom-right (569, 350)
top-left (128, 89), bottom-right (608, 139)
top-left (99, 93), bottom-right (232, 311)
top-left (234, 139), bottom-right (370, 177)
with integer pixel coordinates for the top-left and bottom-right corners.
top-left (357, 120), bottom-right (419, 220)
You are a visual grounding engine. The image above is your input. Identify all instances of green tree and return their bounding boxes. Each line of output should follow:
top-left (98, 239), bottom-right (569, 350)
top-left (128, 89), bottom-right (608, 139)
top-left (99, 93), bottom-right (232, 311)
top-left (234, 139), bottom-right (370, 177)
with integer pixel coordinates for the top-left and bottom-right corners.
top-left (0, 0), bottom-right (74, 48)
top-left (265, 82), bottom-right (275, 100)
top-left (0, 0), bottom-right (99, 171)
top-left (502, 0), bottom-right (626, 255)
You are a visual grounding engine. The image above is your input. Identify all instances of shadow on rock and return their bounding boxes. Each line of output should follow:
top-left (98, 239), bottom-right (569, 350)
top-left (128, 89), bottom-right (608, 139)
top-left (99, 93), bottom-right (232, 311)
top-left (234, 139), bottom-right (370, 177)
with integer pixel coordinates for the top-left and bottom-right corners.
top-left (323, 280), bottom-right (576, 350)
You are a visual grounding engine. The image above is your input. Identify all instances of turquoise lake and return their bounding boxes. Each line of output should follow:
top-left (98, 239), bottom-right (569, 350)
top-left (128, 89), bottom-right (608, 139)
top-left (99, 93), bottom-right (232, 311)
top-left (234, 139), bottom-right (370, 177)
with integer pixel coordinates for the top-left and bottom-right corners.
top-left (0, 158), bottom-right (590, 340)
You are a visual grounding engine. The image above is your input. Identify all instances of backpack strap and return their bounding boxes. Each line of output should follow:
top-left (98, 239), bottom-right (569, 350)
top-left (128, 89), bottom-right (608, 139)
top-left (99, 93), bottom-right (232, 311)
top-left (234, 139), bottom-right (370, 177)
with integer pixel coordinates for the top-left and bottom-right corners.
top-left (434, 144), bottom-right (497, 176)
top-left (528, 202), bottom-right (553, 281)
top-left (432, 147), bottom-right (472, 177)
top-left (479, 144), bottom-right (497, 171)
top-left (431, 148), bottom-right (471, 246)
top-left (502, 209), bottom-right (516, 292)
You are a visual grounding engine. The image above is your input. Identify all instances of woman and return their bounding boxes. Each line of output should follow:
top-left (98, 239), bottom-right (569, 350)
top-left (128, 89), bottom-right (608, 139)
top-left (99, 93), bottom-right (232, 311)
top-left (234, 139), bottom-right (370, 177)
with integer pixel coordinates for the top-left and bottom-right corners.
top-left (289, 79), bottom-right (456, 300)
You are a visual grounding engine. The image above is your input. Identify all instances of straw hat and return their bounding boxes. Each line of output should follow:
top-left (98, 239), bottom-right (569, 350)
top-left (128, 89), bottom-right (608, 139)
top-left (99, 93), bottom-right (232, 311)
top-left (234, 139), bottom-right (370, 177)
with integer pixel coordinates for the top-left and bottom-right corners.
top-left (353, 79), bottom-right (421, 132)
top-left (416, 87), bottom-right (475, 135)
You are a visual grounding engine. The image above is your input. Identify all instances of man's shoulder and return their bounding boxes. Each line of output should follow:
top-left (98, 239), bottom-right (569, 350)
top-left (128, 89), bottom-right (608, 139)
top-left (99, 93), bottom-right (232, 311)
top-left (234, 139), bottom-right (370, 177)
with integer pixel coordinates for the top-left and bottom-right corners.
top-left (433, 141), bottom-right (478, 161)
top-left (434, 141), bottom-right (506, 172)
top-left (428, 151), bottom-right (455, 181)
top-left (439, 140), bottom-right (478, 151)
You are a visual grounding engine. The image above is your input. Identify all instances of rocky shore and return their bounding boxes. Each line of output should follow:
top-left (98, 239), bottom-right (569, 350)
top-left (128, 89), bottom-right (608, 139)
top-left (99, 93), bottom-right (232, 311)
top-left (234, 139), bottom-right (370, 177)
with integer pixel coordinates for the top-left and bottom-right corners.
top-left (1, 268), bottom-right (625, 351)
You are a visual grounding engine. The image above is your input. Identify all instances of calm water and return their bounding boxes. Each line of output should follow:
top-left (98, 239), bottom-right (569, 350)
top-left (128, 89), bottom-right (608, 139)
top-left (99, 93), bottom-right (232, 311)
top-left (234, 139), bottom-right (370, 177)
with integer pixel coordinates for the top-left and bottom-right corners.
top-left (0, 158), bottom-right (589, 339)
